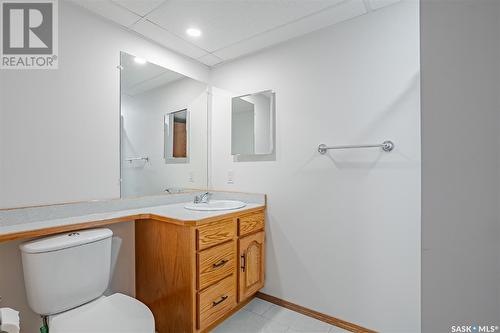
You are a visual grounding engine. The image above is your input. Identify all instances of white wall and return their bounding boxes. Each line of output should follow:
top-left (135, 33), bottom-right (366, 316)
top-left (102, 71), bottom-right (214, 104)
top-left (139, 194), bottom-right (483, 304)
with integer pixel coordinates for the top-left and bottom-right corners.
top-left (210, 2), bottom-right (420, 332)
top-left (420, 0), bottom-right (500, 331)
top-left (121, 77), bottom-right (208, 197)
top-left (0, 0), bottom-right (209, 209)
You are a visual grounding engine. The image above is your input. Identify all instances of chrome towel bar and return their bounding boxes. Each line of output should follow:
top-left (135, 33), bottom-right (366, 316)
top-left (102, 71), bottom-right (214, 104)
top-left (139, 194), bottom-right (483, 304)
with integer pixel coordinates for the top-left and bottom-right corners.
top-left (318, 140), bottom-right (394, 154)
top-left (125, 156), bottom-right (149, 162)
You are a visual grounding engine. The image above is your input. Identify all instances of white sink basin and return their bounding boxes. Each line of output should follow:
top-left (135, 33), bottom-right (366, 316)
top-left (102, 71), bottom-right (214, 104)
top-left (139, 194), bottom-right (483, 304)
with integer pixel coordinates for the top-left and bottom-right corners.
top-left (184, 200), bottom-right (247, 211)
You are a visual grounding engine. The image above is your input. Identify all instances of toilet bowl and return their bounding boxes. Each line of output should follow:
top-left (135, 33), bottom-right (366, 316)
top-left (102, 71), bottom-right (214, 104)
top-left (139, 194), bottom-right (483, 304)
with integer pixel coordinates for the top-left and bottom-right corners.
top-left (19, 228), bottom-right (155, 332)
top-left (48, 293), bottom-right (154, 333)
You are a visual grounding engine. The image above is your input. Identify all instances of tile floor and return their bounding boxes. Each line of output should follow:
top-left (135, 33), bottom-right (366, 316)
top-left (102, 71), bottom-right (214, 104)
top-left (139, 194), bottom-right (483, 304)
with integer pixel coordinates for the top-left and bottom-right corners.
top-left (213, 298), bottom-right (351, 333)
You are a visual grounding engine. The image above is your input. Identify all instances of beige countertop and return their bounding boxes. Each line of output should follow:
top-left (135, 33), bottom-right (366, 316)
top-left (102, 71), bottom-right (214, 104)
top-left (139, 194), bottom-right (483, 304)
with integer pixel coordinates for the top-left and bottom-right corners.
top-left (0, 191), bottom-right (266, 242)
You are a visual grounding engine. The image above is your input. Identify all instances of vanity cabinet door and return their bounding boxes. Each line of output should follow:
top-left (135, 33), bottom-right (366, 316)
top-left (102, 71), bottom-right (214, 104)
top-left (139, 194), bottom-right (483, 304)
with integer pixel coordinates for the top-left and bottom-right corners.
top-left (238, 231), bottom-right (265, 302)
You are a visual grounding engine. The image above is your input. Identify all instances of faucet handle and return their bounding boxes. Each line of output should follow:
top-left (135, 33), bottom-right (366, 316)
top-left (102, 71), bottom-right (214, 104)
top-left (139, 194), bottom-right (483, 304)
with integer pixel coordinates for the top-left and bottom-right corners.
top-left (202, 192), bottom-right (211, 202)
top-left (194, 192), bottom-right (212, 204)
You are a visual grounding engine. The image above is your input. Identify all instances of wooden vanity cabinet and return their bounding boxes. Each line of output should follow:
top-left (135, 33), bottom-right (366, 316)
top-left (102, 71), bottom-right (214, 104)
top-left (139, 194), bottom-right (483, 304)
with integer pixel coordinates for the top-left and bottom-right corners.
top-left (135, 208), bottom-right (265, 333)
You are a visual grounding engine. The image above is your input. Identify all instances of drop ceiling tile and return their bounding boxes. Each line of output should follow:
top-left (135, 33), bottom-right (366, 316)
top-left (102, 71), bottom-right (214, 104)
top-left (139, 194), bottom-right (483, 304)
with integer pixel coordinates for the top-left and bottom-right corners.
top-left (213, 0), bottom-right (367, 61)
top-left (71, 0), bottom-right (141, 27)
top-left (198, 53), bottom-right (224, 66)
top-left (145, 0), bottom-right (345, 52)
top-left (131, 19), bottom-right (208, 59)
top-left (112, 0), bottom-right (166, 17)
top-left (368, 0), bottom-right (402, 10)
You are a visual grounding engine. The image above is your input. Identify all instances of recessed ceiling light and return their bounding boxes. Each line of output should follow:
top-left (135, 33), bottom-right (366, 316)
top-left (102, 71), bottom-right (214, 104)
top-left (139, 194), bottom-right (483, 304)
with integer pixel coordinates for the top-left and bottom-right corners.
top-left (186, 28), bottom-right (201, 37)
top-left (134, 57), bottom-right (146, 64)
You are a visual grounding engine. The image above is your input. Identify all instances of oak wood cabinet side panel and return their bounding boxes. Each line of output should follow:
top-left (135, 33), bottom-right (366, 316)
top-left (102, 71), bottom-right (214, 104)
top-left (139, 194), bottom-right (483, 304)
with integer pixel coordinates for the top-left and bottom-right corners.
top-left (135, 219), bottom-right (196, 333)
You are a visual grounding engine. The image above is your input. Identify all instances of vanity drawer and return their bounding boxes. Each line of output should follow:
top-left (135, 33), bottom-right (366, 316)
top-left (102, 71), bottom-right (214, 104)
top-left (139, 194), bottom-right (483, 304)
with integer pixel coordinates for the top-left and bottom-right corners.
top-left (197, 274), bottom-right (236, 330)
top-left (197, 219), bottom-right (236, 250)
top-left (198, 241), bottom-right (236, 290)
top-left (238, 211), bottom-right (265, 236)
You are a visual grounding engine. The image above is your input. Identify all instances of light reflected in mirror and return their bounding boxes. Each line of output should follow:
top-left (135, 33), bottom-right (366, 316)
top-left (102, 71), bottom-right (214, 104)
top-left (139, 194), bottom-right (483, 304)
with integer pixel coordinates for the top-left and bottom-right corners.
top-left (120, 52), bottom-right (208, 198)
top-left (231, 91), bottom-right (275, 156)
top-left (164, 109), bottom-right (188, 162)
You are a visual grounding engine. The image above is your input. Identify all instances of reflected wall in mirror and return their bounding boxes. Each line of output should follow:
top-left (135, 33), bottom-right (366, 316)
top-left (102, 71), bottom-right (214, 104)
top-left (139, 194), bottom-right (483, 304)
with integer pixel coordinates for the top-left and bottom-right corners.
top-left (231, 91), bottom-right (275, 156)
top-left (120, 52), bottom-right (208, 198)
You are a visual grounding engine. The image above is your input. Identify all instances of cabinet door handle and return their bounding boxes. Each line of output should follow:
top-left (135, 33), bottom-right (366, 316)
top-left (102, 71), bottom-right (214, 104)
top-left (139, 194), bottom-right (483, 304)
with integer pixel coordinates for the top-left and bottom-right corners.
top-left (212, 295), bottom-right (228, 307)
top-left (240, 254), bottom-right (246, 272)
top-left (212, 259), bottom-right (228, 268)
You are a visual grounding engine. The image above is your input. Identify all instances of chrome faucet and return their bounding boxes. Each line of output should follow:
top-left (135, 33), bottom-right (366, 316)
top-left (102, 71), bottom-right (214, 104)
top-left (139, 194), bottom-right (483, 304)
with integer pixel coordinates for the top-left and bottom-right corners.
top-left (194, 192), bottom-right (211, 204)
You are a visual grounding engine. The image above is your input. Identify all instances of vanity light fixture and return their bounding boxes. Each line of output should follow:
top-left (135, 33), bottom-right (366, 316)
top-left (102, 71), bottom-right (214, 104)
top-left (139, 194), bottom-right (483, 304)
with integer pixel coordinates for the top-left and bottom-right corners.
top-left (186, 28), bottom-right (201, 37)
top-left (134, 57), bottom-right (147, 64)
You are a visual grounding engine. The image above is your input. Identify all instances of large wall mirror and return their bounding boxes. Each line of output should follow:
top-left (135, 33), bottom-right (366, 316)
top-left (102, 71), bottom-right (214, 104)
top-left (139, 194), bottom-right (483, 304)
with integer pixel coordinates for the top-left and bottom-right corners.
top-left (120, 52), bottom-right (208, 197)
top-left (231, 90), bottom-right (275, 156)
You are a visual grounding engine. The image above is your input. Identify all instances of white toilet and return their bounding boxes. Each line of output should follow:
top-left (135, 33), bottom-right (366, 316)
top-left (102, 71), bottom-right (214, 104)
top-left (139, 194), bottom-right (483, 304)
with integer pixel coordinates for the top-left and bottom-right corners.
top-left (19, 228), bottom-right (155, 333)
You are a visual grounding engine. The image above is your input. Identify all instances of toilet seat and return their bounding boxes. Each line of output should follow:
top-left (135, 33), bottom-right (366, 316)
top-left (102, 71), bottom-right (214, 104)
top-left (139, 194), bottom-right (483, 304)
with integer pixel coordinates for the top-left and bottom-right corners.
top-left (48, 293), bottom-right (155, 333)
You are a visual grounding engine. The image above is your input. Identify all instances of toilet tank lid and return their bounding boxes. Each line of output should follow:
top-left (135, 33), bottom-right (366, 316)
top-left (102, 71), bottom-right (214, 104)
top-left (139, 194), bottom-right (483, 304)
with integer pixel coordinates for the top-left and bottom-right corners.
top-left (19, 228), bottom-right (113, 254)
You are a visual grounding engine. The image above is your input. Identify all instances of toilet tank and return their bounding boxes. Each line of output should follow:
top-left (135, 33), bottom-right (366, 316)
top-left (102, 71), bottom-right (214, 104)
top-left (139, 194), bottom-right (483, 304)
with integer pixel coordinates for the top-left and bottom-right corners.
top-left (19, 228), bottom-right (113, 315)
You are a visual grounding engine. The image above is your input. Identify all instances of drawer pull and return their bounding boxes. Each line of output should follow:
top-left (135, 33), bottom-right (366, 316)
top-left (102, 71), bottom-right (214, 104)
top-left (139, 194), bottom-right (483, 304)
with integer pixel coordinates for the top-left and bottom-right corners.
top-left (212, 259), bottom-right (228, 268)
top-left (212, 295), bottom-right (228, 307)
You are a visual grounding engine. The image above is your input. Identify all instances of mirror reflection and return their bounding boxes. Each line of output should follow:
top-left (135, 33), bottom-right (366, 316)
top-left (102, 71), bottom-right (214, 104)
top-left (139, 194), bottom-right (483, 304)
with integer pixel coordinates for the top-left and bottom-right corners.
top-left (231, 91), bottom-right (275, 156)
top-left (120, 52), bottom-right (208, 198)
top-left (164, 109), bottom-right (188, 161)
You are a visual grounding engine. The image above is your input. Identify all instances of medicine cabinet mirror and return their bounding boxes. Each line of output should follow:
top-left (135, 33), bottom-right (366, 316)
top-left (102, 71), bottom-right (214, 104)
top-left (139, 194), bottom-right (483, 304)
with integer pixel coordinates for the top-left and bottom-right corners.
top-left (164, 109), bottom-right (189, 163)
top-left (231, 90), bottom-right (275, 156)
